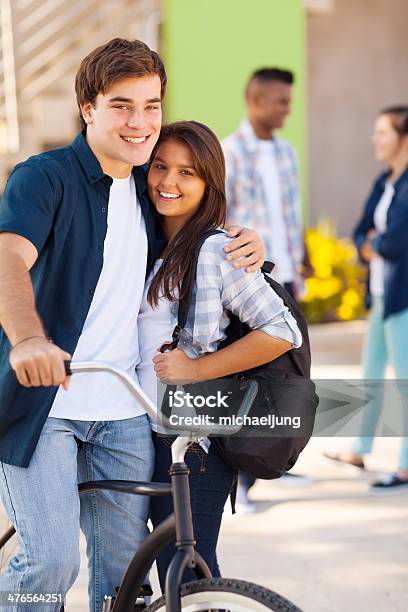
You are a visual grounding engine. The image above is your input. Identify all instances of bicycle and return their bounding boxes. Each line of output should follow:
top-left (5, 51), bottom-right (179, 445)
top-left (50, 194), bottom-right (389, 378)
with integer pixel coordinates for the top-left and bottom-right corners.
top-left (0, 361), bottom-right (303, 611)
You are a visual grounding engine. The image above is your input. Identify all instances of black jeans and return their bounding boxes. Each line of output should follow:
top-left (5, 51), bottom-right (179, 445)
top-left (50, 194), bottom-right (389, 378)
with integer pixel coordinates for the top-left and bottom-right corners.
top-left (150, 434), bottom-right (234, 590)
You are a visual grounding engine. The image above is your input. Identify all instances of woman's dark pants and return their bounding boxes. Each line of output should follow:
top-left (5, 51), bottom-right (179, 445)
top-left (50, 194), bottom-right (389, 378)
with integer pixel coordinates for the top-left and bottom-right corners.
top-left (150, 434), bottom-right (233, 590)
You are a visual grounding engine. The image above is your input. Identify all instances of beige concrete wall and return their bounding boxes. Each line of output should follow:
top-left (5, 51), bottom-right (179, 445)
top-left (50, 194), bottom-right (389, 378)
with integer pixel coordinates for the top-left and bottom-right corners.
top-left (307, 0), bottom-right (408, 237)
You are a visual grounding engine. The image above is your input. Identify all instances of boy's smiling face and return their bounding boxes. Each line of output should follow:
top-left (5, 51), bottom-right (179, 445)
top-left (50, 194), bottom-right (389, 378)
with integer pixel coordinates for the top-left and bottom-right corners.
top-left (81, 74), bottom-right (162, 178)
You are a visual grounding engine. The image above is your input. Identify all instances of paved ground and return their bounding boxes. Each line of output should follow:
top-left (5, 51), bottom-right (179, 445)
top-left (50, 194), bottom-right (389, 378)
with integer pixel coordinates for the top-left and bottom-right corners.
top-left (2, 321), bottom-right (408, 611)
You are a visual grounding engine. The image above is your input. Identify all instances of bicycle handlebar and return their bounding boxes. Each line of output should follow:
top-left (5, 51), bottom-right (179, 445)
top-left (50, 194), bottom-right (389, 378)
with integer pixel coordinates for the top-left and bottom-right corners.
top-left (63, 360), bottom-right (258, 438)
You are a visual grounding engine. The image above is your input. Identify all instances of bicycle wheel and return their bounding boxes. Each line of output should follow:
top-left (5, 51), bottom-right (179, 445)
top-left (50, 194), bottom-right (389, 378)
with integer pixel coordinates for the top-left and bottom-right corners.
top-left (146, 577), bottom-right (302, 611)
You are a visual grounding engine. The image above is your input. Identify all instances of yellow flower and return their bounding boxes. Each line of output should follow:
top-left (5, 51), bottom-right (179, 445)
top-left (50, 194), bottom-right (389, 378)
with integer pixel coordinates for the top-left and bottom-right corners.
top-left (342, 289), bottom-right (361, 308)
top-left (301, 226), bottom-right (366, 323)
top-left (337, 304), bottom-right (354, 321)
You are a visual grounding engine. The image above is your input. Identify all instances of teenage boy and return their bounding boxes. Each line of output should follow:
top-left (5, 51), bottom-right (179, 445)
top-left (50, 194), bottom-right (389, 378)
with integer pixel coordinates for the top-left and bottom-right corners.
top-left (223, 67), bottom-right (313, 301)
top-left (0, 38), bottom-right (264, 611)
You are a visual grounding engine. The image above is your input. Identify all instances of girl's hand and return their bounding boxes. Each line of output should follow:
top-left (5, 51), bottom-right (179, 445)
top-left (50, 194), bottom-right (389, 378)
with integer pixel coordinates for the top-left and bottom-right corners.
top-left (224, 225), bottom-right (265, 272)
top-left (153, 349), bottom-right (199, 384)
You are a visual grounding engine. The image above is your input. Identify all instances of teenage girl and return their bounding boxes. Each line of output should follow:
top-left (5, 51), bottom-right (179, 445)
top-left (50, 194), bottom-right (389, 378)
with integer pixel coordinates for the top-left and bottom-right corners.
top-left (137, 120), bottom-right (302, 587)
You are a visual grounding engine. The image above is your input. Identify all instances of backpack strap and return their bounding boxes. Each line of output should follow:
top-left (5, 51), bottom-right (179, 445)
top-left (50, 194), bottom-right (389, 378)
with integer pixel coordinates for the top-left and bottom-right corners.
top-left (262, 260), bottom-right (275, 274)
top-left (163, 229), bottom-right (224, 352)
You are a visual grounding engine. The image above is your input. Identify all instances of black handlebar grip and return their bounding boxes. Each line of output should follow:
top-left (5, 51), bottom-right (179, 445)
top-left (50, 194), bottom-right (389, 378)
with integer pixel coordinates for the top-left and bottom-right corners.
top-left (64, 360), bottom-right (72, 376)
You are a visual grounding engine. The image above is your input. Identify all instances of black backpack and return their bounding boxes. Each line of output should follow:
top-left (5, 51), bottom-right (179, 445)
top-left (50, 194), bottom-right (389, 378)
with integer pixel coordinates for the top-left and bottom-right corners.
top-left (165, 230), bottom-right (318, 480)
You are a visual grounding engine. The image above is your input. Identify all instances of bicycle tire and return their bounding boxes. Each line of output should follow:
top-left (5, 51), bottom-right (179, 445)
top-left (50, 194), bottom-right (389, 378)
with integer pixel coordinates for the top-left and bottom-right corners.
top-left (146, 577), bottom-right (303, 611)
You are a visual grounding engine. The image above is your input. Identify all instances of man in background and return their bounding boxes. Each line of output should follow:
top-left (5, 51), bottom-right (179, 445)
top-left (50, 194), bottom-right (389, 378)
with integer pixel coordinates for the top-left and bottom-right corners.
top-left (223, 67), bottom-right (312, 301)
top-left (223, 67), bottom-right (313, 511)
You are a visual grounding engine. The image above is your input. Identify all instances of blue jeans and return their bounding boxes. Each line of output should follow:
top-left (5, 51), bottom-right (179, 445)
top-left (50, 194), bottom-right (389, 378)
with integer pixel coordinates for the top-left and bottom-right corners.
top-left (352, 296), bottom-right (408, 469)
top-left (150, 435), bottom-right (233, 591)
top-left (0, 415), bottom-right (154, 612)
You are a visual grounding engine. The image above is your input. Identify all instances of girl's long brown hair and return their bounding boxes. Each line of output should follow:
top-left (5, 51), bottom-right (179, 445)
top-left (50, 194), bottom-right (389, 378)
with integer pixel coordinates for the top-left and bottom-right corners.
top-left (147, 120), bottom-right (227, 307)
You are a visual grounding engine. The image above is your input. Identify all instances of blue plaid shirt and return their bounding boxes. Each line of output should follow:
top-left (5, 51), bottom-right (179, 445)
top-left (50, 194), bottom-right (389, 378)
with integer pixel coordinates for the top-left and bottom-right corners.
top-left (222, 119), bottom-right (305, 297)
top-left (179, 231), bottom-right (302, 357)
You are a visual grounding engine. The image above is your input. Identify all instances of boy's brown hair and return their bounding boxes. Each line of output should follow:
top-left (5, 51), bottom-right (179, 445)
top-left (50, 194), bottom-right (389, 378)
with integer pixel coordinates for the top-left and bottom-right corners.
top-left (75, 38), bottom-right (167, 129)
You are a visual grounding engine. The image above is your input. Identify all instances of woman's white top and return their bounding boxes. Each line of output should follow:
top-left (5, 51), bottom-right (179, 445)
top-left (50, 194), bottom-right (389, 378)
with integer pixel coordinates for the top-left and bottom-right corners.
top-left (137, 259), bottom-right (177, 431)
top-left (370, 182), bottom-right (395, 296)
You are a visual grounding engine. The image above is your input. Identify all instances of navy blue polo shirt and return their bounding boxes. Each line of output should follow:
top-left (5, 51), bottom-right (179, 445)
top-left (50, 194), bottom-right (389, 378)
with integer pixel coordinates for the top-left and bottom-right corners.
top-left (0, 132), bottom-right (164, 467)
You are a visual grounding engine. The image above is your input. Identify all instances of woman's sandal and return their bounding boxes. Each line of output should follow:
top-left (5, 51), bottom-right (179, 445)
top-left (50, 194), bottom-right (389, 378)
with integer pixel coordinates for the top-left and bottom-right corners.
top-left (323, 452), bottom-right (365, 470)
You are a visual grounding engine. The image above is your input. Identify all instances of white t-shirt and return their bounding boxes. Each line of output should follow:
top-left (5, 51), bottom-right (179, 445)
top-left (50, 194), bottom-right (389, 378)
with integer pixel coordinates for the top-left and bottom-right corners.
top-left (136, 260), bottom-right (177, 429)
top-left (50, 174), bottom-right (148, 420)
top-left (137, 262), bottom-right (209, 450)
top-left (257, 139), bottom-right (294, 283)
top-left (370, 182), bottom-right (395, 297)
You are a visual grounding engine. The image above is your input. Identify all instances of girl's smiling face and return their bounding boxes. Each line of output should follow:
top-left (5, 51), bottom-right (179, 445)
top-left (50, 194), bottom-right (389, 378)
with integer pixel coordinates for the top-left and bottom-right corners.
top-left (148, 140), bottom-right (206, 228)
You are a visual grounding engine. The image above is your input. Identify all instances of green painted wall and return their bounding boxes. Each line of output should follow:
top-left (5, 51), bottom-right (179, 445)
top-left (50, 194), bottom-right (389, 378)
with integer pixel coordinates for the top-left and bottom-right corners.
top-left (162, 0), bottom-right (308, 219)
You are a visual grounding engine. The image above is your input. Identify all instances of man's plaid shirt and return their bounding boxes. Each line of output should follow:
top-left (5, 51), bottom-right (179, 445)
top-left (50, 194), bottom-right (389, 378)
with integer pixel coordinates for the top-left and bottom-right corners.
top-left (222, 119), bottom-right (305, 297)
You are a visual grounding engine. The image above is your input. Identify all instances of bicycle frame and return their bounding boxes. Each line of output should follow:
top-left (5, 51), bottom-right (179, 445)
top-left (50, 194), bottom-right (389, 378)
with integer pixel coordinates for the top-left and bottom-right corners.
top-left (1, 362), bottom-right (258, 612)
